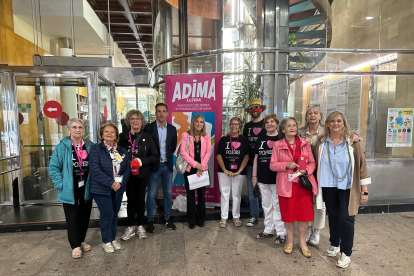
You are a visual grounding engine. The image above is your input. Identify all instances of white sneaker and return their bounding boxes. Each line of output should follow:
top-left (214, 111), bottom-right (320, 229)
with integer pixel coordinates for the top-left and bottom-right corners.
top-left (246, 218), bottom-right (258, 227)
top-left (112, 240), bottom-right (121, 250)
top-left (327, 245), bottom-right (340, 257)
top-left (336, 252), bottom-right (351, 268)
top-left (306, 228), bottom-right (312, 242)
top-left (121, 226), bottom-right (136, 241)
top-left (102, 242), bottom-right (114, 253)
top-left (137, 225), bottom-right (148, 239)
top-left (309, 231), bottom-right (320, 245)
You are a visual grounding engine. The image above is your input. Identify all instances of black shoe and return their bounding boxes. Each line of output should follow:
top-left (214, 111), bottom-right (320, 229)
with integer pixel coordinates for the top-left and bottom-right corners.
top-left (189, 224), bottom-right (195, 229)
top-left (146, 221), bottom-right (155, 233)
top-left (162, 219), bottom-right (176, 230)
top-left (197, 222), bottom-right (205, 227)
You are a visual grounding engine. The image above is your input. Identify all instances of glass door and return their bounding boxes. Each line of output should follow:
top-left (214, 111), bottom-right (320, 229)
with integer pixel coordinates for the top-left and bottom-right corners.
top-left (16, 77), bottom-right (89, 202)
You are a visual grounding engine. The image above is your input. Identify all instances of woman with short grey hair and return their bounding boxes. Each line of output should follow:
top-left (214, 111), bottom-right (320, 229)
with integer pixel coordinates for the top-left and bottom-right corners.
top-left (49, 118), bottom-right (95, 258)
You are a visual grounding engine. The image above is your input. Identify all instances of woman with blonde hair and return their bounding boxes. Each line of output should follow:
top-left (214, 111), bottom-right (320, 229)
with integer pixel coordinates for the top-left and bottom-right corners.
top-left (179, 114), bottom-right (212, 229)
top-left (118, 110), bottom-right (159, 240)
top-left (313, 111), bottom-right (371, 268)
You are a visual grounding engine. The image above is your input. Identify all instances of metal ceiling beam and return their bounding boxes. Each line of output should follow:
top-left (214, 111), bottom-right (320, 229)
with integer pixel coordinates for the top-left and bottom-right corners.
top-left (118, 0), bottom-right (150, 69)
top-left (104, 22), bottom-right (152, 26)
top-left (289, 0), bottom-right (315, 14)
top-left (289, 15), bottom-right (323, 28)
top-left (111, 32), bottom-right (152, 36)
top-left (94, 10), bottom-right (152, 15)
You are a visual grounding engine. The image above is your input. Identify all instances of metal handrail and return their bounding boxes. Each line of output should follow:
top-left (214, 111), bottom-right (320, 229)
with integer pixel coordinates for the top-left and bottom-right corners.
top-left (0, 168), bottom-right (21, 176)
top-left (0, 156), bottom-right (20, 161)
top-left (152, 47), bottom-right (414, 71)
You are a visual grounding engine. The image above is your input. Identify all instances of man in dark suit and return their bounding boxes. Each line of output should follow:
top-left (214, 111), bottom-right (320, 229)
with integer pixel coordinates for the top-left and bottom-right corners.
top-left (144, 103), bottom-right (177, 232)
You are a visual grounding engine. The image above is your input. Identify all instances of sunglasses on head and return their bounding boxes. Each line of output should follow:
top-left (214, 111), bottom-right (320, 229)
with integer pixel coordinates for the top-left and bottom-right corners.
top-left (249, 105), bottom-right (261, 111)
top-left (308, 104), bottom-right (320, 107)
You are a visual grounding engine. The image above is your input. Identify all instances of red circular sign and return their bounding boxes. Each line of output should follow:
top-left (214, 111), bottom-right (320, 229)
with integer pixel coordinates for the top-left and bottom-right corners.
top-left (43, 101), bottom-right (62, 119)
top-left (18, 113), bottom-right (24, 125)
top-left (55, 112), bottom-right (70, 126)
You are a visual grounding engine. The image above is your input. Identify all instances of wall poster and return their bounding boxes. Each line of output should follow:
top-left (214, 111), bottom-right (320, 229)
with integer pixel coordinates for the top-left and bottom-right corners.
top-left (386, 108), bottom-right (413, 147)
top-left (165, 73), bottom-right (223, 204)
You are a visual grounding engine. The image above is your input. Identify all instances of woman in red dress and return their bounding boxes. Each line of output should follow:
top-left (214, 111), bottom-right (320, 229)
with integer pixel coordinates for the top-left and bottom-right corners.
top-left (270, 117), bottom-right (318, 258)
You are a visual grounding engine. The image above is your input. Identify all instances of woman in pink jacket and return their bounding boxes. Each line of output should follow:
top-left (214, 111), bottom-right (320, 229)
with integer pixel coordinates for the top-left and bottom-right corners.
top-left (179, 115), bottom-right (212, 229)
top-left (270, 117), bottom-right (318, 258)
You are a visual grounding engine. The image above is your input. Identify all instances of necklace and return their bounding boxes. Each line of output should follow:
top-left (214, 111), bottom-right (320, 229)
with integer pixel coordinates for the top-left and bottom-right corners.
top-left (196, 144), bottom-right (200, 153)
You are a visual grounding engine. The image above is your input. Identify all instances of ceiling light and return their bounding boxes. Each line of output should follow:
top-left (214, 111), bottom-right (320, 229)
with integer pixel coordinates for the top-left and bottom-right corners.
top-left (366, 17), bottom-right (374, 20)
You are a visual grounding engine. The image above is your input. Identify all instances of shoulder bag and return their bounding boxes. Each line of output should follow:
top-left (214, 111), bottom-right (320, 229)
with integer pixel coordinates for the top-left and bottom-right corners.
top-left (175, 135), bottom-right (190, 175)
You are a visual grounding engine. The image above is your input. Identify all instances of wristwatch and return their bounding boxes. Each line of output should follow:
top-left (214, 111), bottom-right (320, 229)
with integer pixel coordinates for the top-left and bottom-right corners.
top-left (361, 191), bottom-right (368, 195)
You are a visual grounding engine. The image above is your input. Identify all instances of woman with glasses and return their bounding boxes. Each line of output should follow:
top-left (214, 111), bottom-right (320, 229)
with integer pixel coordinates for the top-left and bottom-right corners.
top-left (89, 123), bottom-right (130, 253)
top-left (313, 111), bottom-right (370, 268)
top-left (118, 110), bottom-right (159, 240)
top-left (216, 117), bottom-right (249, 227)
top-left (49, 118), bottom-right (94, 259)
top-left (299, 104), bottom-right (360, 246)
top-left (179, 114), bottom-right (211, 229)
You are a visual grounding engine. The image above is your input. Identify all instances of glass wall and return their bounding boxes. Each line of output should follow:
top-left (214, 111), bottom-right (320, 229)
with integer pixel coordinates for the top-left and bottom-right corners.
top-left (16, 77), bottom-right (88, 201)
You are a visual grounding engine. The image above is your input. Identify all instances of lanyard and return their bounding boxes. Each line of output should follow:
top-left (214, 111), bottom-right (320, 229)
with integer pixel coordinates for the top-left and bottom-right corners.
top-left (73, 140), bottom-right (84, 178)
top-left (285, 137), bottom-right (296, 159)
top-left (129, 131), bottom-right (136, 150)
top-left (230, 135), bottom-right (239, 161)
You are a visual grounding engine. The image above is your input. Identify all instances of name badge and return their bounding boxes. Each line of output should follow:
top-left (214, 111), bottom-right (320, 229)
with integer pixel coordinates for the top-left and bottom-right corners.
top-left (115, 175), bottom-right (123, 183)
top-left (78, 180), bottom-right (85, 188)
top-left (229, 163), bottom-right (238, 170)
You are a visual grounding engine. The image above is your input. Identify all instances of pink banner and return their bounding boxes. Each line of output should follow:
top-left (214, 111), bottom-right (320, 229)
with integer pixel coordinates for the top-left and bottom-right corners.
top-left (166, 73), bottom-right (223, 203)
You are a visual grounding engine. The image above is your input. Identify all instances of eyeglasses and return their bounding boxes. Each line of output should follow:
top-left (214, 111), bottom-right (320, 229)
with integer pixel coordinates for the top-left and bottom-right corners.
top-left (71, 126), bottom-right (84, 130)
top-left (130, 118), bottom-right (142, 121)
top-left (249, 105), bottom-right (260, 111)
top-left (308, 104), bottom-right (320, 107)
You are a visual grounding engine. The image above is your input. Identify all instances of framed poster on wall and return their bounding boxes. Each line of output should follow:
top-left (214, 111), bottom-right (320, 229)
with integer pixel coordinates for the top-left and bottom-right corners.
top-left (386, 108), bottom-right (413, 147)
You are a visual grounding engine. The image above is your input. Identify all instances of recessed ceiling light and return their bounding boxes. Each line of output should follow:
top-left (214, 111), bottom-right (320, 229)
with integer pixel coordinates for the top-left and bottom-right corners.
top-left (366, 17), bottom-right (374, 20)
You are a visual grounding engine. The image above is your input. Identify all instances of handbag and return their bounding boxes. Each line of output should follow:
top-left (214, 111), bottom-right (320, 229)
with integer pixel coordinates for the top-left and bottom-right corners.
top-left (175, 136), bottom-right (190, 175)
top-left (300, 175), bottom-right (312, 191)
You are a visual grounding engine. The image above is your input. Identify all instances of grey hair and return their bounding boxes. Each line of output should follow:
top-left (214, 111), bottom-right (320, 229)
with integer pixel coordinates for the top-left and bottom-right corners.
top-left (278, 117), bottom-right (300, 139)
top-left (66, 118), bottom-right (84, 129)
top-left (302, 105), bottom-right (324, 130)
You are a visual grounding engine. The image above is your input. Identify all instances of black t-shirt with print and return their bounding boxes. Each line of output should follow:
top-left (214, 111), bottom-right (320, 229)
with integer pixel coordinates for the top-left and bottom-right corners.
top-left (243, 119), bottom-right (266, 166)
top-left (255, 133), bottom-right (280, 184)
top-left (216, 135), bottom-right (249, 175)
top-left (72, 144), bottom-right (89, 200)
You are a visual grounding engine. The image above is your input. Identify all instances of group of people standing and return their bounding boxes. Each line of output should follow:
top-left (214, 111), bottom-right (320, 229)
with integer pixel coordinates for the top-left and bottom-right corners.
top-left (214, 99), bottom-right (371, 268)
top-left (50, 99), bottom-right (371, 269)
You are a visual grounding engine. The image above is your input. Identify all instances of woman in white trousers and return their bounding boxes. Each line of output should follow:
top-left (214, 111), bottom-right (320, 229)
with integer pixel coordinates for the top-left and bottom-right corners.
top-left (216, 117), bottom-right (249, 228)
top-left (252, 114), bottom-right (287, 244)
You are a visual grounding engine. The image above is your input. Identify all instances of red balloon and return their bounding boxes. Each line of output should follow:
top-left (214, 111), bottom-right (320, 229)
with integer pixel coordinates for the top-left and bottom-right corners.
top-left (55, 112), bottom-right (70, 126)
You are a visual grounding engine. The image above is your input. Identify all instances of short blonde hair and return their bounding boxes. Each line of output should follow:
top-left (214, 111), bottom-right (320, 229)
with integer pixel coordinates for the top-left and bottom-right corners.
top-left (322, 111), bottom-right (351, 142)
top-left (188, 114), bottom-right (207, 137)
top-left (99, 123), bottom-right (120, 142)
top-left (125, 109), bottom-right (146, 130)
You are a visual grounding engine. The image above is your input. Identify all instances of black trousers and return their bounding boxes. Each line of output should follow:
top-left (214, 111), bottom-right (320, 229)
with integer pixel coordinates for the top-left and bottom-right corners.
top-left (184, 171), bottom-right (206, 225)
top-left (322, 187), bottom-right (355, 257)
top-left (126, 175), bottom-right (149, 226)
top-left (63, 198), bottom-right (93, 249)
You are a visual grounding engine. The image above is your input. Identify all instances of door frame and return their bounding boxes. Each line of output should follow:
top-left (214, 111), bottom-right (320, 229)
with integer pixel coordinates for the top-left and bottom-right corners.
top-left (0, 69), bottom-right (105, 205)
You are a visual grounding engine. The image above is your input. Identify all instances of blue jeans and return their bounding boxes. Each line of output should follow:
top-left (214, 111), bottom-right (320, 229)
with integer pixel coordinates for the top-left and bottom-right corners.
top-left (146, 163), bottom-right (173, 221)
top-left (92, 191), bottom-right (123, 244)
top-left (247, 166), bottom-right (259, 220)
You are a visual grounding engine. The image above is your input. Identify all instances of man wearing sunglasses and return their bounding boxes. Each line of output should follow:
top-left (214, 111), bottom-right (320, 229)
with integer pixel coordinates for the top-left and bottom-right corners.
top-left (243, 99), bottom-right (267, 227)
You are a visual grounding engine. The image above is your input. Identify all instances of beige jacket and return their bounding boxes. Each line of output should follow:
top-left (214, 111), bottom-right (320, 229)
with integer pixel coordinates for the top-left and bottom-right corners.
top-left (312, 137), bottom-right (371, 216)
top-left (298, 125), bottom-right (325, 146)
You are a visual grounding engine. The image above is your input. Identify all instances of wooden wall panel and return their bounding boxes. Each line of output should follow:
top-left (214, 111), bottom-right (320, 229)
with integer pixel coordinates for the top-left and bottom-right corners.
top-left (165, 0), bottom-right (221, 20)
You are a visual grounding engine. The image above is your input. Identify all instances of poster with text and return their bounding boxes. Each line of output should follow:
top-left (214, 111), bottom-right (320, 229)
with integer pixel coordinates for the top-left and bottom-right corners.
top-left (386, 108), bottom-right (413, 147)
top-left (166, 73), bottom-right (223, 204)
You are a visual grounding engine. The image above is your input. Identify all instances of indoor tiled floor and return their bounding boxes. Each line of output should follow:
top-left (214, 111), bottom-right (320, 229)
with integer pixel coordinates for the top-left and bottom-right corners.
top-left (0, 212), bottom-right (413, 276)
